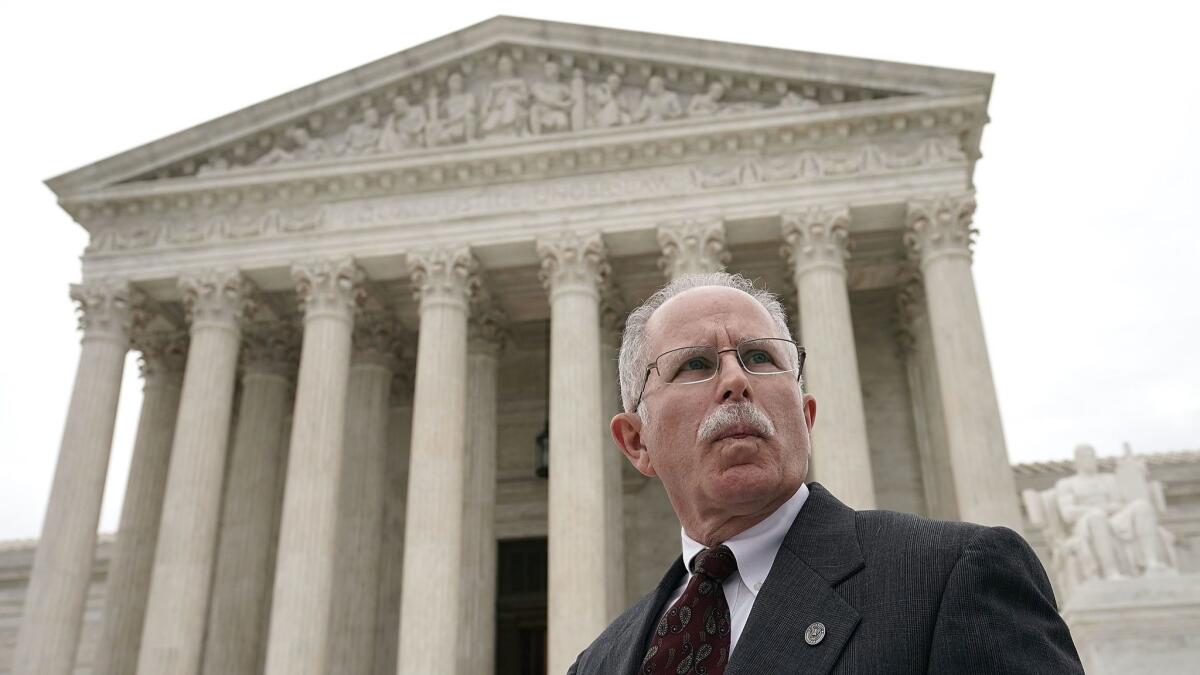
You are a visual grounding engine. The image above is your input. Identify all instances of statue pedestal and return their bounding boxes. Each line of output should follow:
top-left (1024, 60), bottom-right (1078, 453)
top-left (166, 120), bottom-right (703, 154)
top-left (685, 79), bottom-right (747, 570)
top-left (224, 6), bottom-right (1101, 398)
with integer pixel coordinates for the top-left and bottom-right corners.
top-left (1062, 574), bottom-right (1200, 674)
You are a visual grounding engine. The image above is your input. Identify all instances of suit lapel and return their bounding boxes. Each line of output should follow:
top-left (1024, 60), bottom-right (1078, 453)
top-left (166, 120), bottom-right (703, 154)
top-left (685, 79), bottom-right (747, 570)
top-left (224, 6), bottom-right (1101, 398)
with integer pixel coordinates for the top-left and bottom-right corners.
top-left (600, 556), bottom-right (687, 675)
top-left (726, 483), bottom-right (864, 675)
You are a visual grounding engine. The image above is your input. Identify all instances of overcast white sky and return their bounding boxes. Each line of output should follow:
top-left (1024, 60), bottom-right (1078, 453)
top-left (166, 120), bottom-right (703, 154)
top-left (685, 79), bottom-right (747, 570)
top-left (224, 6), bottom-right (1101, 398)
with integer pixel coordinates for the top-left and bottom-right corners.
top-left (1, 1), bottom-right (1196, 541)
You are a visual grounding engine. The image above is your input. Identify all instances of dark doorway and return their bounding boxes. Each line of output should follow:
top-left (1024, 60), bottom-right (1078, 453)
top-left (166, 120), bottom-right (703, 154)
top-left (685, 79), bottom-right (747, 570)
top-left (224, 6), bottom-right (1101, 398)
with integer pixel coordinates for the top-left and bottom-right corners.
top-left (496, 537), bottom-right (547, 675)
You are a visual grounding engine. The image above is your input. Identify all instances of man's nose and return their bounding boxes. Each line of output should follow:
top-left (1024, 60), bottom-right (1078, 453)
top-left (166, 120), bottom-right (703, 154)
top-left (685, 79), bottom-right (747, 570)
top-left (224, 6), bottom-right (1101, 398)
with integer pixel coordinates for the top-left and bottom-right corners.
top-left (717, 350), bottom-right (752, 402)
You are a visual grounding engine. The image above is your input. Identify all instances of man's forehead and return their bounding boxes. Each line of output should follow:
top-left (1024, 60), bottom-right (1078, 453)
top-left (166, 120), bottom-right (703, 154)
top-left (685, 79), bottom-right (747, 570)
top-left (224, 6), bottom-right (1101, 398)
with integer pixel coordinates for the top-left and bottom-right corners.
top-left (645, 286), bottom-right (774, 347)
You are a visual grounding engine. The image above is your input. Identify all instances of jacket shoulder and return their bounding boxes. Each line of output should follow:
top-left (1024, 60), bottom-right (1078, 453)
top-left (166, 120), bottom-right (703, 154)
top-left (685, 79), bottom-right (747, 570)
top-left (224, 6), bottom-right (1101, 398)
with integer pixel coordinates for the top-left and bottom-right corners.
top-left (852, 508), bottom-right (994, 569)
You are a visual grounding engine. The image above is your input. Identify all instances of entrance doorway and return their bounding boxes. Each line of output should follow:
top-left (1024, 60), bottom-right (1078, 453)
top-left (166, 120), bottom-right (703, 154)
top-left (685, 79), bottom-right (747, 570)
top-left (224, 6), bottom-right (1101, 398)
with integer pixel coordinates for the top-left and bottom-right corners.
top-left (495, 537), bottom-right (547, 675)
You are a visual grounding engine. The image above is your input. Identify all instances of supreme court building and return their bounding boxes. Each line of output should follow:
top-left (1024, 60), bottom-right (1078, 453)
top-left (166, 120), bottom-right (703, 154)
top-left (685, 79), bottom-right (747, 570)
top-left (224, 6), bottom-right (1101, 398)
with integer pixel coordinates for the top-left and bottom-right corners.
top-left (7, 16), bottom-right (1049, 675)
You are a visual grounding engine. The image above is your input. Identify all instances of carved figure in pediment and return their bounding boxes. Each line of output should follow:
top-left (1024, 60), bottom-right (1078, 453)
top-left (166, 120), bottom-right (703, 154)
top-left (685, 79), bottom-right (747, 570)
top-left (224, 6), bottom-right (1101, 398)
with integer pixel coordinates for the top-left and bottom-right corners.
top-left (428, 72), bottom-right (477, 146)
top-left (588, 73), bottom-right (629, 128)
top-left (480, 55), bottom-right (530, 139)
top-left (778, 88), bottom-right (821, 110)
top-left (342, 107), bottom-right (382, 156)
top-left (529, 61), bottom-right (574, 135)
top-left (378, 95), bottom-right (427, 152)
top-left (632, 75), bottom-right (682, 124)
top-left (687, 81), bottom-right (726, 117)
top-left (197, 156), bottom-right (230, 176)
top-left (1024, 444), bottom-right (1178, 599)
top-left (254, 127), bottom-right (332, 166)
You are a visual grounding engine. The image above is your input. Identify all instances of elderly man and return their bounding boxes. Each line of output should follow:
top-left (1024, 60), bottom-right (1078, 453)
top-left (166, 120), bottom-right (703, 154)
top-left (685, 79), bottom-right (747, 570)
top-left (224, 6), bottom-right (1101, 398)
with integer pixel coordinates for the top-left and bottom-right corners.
top-left (568, 273), bottom-right (1081, 674)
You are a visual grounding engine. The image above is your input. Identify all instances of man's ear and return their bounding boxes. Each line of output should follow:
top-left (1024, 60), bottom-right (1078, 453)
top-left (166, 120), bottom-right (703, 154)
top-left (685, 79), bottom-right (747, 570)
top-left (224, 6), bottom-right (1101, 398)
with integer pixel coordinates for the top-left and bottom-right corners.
top-left (802, 393), bottom-right (816, 432)
top-left (611, 412), bottom-right (656, 477)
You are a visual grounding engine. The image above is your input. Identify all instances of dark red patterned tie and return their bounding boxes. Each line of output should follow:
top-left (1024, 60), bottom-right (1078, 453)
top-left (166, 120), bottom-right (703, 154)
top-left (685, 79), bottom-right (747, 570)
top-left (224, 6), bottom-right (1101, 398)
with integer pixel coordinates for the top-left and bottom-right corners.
top-left (641, 545), bottom-right (738, 674)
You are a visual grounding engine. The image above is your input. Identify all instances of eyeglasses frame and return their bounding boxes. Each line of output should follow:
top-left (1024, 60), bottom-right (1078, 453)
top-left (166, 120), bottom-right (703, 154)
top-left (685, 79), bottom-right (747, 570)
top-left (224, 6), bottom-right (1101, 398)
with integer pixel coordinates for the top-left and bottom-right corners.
top-left (631, 338), bottom-right (806, 414)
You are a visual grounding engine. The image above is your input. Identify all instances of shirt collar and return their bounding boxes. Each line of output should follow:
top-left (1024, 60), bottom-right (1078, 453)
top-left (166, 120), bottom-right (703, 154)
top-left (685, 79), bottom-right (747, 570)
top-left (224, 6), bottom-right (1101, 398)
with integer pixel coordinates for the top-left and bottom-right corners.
top-left (680, 483), bottom-right (810, 595)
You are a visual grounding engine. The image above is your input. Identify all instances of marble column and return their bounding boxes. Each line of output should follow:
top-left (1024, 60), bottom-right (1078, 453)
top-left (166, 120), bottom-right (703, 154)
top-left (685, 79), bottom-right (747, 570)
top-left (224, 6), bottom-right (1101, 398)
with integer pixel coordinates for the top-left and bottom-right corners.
top-left (264, 258), bottom-right (363, 675)
top-left (396, 246), bottom-right (477, 675)
top-left (537, 231), bottom-right (611, 675)
top-left (905, 194), bottom-right (1022, 529)
top-left (201, 322), bottom-right (297, 675)
top-left (372, 371), bottom-right (413, 675)
top-left (782, 207), bottom-right (876, 509)
top-left (12, 279), bottom-right (133, 675)
top-left (656, 216), bottom-right (731, 278)
top-left (599, 294), bottom-right (628, 616)
top-left (92, 329), bottom-right (187, 675)
top-left (458, 294), bottom-right (505, 675)
top-left (328, 311), bottom-right (396, 675)
top-left (895, 279), bottom-right (958, 521)
top-left (138, 270), bottom-right (254, 675)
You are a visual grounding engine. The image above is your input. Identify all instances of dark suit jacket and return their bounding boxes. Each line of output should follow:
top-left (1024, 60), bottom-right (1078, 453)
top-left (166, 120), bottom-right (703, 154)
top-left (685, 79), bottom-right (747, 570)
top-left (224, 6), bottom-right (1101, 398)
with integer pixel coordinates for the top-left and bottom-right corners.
top-left (568, 482), bottom-right (1082, 674)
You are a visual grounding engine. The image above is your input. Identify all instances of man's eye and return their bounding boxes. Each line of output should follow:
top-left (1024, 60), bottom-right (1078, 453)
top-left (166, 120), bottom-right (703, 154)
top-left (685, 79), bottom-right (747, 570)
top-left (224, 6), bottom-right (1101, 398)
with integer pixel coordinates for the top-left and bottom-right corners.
top-left (745, 350), bottom-right (772, 364)
top-left (682, 358), bottom-right (709, 370)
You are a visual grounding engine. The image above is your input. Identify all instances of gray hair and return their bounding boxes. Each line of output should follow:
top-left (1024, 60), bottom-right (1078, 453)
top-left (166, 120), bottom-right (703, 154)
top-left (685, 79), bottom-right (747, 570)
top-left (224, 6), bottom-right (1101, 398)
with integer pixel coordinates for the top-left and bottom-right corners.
top-left (617, 272), bottom-right (796, 416)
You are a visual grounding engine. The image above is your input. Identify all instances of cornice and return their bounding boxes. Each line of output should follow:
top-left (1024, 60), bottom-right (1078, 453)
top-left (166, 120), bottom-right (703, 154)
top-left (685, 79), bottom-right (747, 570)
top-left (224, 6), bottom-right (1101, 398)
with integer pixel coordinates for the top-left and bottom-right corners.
top-left (62, 92), bottom-right (986, 236)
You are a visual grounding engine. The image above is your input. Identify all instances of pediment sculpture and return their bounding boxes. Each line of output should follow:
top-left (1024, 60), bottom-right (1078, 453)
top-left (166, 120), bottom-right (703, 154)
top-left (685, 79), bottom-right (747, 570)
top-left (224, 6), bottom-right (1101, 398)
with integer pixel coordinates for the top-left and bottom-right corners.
top-left (1023, 444), bottom-right (1179, 600)
top-left (188, 53), bottom-right (828, 176)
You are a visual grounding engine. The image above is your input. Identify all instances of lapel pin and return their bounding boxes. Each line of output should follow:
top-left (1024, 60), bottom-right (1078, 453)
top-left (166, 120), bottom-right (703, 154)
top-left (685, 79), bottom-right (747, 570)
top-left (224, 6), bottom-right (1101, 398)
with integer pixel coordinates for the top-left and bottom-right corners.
top-left (804, 622), bottom-right (826, 646)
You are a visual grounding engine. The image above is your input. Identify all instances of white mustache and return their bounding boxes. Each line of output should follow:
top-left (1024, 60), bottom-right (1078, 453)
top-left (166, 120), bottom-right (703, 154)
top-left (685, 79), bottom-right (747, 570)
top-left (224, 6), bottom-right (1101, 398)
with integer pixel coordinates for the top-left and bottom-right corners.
top-left (697, 402), bottom-right (776, 442)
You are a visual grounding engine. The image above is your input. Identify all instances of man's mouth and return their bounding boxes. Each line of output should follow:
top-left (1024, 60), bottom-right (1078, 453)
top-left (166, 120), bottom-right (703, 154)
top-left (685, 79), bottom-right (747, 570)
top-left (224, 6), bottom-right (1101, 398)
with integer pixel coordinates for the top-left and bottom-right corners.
top-left (714, 426), bottom-right (759, 442)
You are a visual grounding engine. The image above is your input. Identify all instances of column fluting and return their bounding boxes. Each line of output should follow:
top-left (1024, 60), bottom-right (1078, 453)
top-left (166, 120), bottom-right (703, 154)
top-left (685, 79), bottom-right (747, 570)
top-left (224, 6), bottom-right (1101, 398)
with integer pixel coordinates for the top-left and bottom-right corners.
top-left (372, 371), bottom-right (413, 675)
top-left (782, 206), bottom-right (876, 509)
top-left (12, 279), bottom-right (133, 675)
top-left (328, 311), bottom-right (397, 675)
top-left (138, 270), bottom-right (254, 675)
top-left (396, 246), bottom-right (477, 675)
top-left (201, 321), bottom-right (297, 675)
top-left (537, 231), bottom-right (611, 675)
top-left (457, 295), bottom-right (505, 675)
top-left (263, 258), bottom-right (363, 675)
top-left (92, 329), bottom-right (187, 675)
top-left (905, 194), bottom-right (1022, 529)
top-left (599, 291), bottom-right (629, 617)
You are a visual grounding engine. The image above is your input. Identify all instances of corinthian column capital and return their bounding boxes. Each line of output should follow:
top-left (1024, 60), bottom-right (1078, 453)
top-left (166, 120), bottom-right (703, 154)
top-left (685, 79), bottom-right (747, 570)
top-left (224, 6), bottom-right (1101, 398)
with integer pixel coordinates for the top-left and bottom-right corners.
top-left (292, 258), bottom-right (364, 323)
top-left (781, 206), bottom-right (852, 277)
top-left (905, 193), bottom-right (978, 266)
top-left (352, 311), bottom-right (402, 368)
top-left (70, 277), bottom-right (135, 344)
top-left (656, 217), bottom-right (731, 279)
top-left (242, 320), bottom-right (299, 376)
top-left (131, 328), bottom-right (189, 380)
top-left (536, 231), bottom-right (609, 300)
top-left (468, 290), bottom-right (510, 356)
top-left (407, 246), bottom-right (480, 312)
top-left (179, 269), bottom-right (257, 332)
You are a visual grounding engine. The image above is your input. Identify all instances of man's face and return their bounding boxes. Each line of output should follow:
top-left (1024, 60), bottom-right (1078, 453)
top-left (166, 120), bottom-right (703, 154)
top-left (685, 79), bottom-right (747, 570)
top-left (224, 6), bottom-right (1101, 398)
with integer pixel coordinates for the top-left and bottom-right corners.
top-left (613, 287), bottom-right (815, 526)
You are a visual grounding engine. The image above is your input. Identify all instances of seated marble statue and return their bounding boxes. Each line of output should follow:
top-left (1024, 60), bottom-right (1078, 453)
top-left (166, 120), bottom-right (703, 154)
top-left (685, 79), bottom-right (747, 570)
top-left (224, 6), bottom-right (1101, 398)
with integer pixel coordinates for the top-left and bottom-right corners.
top-left (529, 61), bottom-right (573, 135)
top-left (341, 107), bottom-right (382, 156)
top-left (426, 72), bottom-right (477, 146)
top-left (632, 75), bottom-right (682, 124)
top-left (1024, 444), bottom-right (1177, 598)
top-left (378, 95), bottom-right (427, 152)
top-left (480, 55), bottom-right (529, 139)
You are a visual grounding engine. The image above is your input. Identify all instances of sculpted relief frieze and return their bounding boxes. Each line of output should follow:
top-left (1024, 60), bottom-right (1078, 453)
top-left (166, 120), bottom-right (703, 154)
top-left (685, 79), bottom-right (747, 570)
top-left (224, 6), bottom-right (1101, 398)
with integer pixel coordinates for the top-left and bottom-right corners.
top-left (142, 47), bottom-right (893, 182)
top-left (86, 136), bottom-right (964, 255)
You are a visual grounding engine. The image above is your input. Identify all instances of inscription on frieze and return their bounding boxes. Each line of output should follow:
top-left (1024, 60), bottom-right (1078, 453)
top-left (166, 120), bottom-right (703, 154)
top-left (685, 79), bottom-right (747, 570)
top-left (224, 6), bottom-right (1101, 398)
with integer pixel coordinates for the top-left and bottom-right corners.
top-left (87, 136), bottom-right (963, 254)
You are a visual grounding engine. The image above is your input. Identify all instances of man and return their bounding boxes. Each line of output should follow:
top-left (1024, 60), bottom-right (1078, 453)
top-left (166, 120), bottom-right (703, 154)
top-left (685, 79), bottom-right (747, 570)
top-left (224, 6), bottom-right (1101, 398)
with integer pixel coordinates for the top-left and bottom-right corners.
top-left (568, 273), bottom-right (1081, 674)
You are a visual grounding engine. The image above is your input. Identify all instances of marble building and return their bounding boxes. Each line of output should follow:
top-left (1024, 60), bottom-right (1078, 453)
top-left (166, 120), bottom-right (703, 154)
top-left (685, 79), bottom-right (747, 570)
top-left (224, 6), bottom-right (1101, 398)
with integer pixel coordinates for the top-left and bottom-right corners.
top-left (6, 15), bottom-right (1148, 675)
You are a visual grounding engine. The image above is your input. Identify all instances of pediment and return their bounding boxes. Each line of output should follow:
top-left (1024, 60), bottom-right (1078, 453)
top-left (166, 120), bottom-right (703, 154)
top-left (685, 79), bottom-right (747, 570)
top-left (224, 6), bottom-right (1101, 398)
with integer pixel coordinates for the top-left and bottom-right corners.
top-left (47, 16), bottom-right (992, 199)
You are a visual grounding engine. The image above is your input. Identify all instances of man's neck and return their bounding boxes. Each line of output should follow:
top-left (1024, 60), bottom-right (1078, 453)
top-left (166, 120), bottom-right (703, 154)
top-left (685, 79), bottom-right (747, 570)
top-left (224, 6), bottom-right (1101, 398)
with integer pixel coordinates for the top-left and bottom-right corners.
top-left (682, 491), bottom-right (795, 547)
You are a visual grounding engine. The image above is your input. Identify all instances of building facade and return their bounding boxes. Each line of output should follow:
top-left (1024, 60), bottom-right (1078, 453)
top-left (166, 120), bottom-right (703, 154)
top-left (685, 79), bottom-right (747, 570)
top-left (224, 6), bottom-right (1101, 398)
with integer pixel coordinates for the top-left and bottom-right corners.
top-left (7, 16), bottom-right (1078, 675)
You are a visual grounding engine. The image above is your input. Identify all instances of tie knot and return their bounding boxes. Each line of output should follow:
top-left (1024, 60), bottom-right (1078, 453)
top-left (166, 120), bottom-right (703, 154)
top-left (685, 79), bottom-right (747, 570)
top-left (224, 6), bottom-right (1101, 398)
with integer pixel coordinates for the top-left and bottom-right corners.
top-left (693, 545), bottom-right (738, 582)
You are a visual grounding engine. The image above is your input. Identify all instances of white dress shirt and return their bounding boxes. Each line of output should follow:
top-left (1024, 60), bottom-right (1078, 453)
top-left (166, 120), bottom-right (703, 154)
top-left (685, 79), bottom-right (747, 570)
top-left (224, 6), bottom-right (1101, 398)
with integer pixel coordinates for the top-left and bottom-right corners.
top-left (658, 482), bottom-right (810, 656)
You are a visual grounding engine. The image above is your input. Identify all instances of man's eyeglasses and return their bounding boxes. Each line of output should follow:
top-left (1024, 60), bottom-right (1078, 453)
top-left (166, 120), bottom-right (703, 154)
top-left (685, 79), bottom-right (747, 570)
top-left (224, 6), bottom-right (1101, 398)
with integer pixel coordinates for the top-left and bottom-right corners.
top-left (632, 337), bottom-right (805, 413)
